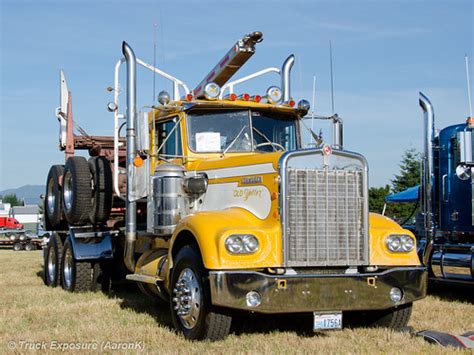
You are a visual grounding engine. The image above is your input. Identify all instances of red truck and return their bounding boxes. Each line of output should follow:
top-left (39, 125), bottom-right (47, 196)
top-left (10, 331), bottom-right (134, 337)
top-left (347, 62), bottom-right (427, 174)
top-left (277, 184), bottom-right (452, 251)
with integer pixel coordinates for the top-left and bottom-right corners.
top-left (0, 217), bottom-right (24, 230)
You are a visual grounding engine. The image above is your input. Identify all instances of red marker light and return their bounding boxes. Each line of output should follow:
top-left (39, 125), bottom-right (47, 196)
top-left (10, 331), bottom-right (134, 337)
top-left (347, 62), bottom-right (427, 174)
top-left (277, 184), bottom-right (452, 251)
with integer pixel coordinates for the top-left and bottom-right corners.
top-left (242, 93), bottom-right (250, 101)
top-left (225, 93), bottom-right (237, 101)
top-left (252, 95), bottom-right (262, 103)
top-left (288, 99), bottom-right (296, 107)
top-left (186, 93), bottom-right (194, 101)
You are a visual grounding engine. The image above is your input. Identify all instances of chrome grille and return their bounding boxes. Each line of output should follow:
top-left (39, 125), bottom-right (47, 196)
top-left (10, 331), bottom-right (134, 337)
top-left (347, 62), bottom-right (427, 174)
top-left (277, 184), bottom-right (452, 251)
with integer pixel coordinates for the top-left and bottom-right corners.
top-left (286, 168), bottom-right (367, 266)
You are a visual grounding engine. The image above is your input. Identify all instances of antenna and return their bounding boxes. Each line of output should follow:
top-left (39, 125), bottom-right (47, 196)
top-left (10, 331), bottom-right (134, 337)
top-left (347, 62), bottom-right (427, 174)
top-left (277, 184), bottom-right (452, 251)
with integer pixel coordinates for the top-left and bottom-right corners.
top-left (311, 75), bottom-right (316, 144)
top-left (153, 23), bottom-right (158, 104)
top-left (329, 40), bottom-right (335, 114)
top-left (465, 54), bottom-right (473, 119)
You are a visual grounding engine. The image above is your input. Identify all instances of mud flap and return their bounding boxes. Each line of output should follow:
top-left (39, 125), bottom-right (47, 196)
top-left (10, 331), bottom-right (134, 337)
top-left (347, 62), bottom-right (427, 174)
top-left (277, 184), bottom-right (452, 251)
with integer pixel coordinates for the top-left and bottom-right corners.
top-left (417, 330), bottom-right (474, 349)
top-left (68, 232), bottom-right (113, 261)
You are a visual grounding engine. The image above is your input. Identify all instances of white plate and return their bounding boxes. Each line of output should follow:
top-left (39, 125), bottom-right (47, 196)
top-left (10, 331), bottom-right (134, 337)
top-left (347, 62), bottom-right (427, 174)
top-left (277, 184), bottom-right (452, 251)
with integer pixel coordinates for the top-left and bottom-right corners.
top-left (313, 312), bottom-right (342, 331)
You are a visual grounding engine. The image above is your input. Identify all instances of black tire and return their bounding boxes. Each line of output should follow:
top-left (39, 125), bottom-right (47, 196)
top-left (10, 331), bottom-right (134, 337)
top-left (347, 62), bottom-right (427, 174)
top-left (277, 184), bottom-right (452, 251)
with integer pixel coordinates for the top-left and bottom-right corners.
top-left (45, 165), bottom-right (66, 230)
top-left (13, 243), bottom-right (23, 251)
top-left (43, 232), bottom-right (64, 287)
top-left (88, 157), bottom-right (113, 225)
top-left (90, 263), bottom-right (112, 293)
top-left (170, 246), bottom-right (232, 341)
top-left (362, 303), bottom-right (413, 329)
top-left (62, 157), bottom-right (92, 226)
top-left (25, 243), bottom-right (35, 251)
top-left (61, 238), bottom-right (92, 292)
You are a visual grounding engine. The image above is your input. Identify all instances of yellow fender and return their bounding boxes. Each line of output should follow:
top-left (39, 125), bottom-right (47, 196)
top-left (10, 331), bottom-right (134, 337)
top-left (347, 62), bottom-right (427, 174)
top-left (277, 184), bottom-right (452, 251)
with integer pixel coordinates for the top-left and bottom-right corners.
top-left (369, 213), bottom-right (421, 266)
top-left (169, 207), bottom-right (282, 271)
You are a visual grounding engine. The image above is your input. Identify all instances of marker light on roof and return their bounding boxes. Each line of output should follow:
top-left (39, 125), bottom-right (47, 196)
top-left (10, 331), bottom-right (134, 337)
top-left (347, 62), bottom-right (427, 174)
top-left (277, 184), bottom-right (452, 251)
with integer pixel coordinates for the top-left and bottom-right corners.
top-left (185, 93), bottom-right (194, 101)
top-left (204, 82), bottom-right (220, 100)
top-left (251, 95), bottom-right (262, 103)
top-left (266, 86), bottom-right (282, 104)
top-left (239, 93), bottom-right (250, 101)
top-left (288, 99), bottom-right (296, 107)
top-left (224, 93), bottom-right (237, 101)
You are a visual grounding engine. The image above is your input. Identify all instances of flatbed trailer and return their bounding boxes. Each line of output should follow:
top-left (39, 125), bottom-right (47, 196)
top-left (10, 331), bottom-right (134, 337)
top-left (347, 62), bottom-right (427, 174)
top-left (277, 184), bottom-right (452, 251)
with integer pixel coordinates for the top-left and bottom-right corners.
top-left (0, 230), bottom-right (43, 251)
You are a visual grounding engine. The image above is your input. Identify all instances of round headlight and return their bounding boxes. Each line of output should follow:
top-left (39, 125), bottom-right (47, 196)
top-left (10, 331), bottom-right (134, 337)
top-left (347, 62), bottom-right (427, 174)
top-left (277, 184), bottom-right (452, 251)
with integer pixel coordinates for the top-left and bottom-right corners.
top-left (225, 234), bottom-right (259, 254)
top-left (386, 235), bottom-right (401, 252)
top-left (390, 287), bottom-right (403, 303)
top-left (400, 235), bottom-right (415, 252)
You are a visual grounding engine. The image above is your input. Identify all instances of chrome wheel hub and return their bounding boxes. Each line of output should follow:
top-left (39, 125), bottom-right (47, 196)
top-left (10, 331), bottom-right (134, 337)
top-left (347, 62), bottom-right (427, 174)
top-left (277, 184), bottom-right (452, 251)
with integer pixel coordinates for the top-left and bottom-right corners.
top-left (47, 178), bottom-right (55, 215)
top-left (63, 171), bottom-right (73, 212)
top-left (47, 246), bottom-right (56, 281)
top-left (172, 268), bottom-right (201, 329)
top-left (63, 248), bottom-right (73, 288)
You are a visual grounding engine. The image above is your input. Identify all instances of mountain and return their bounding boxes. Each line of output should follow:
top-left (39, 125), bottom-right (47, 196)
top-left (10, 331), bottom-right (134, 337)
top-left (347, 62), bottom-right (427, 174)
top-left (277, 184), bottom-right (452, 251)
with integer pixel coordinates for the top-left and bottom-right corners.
top-left (0, 185), bottom-right (45, 206)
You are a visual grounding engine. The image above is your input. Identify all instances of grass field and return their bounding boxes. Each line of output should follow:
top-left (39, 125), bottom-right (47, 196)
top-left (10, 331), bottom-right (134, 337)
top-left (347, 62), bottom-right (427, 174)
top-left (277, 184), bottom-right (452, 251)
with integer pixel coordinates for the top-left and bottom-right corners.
top-left (1, 249), bottom-right (472, 353)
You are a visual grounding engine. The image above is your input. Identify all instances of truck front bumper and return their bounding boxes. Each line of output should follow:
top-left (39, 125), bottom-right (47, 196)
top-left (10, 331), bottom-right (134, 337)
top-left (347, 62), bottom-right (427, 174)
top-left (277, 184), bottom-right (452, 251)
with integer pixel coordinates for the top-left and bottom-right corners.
top-left (209, 267), bottom-right (427, 313)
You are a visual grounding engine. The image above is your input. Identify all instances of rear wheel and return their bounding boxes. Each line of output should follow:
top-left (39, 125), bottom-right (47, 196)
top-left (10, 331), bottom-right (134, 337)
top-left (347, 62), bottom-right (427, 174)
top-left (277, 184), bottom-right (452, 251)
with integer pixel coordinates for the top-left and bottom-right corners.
top-left (170, 246), bottom-right (232, 341)
top-left (13, 243), bottom-right (23, 251)
top-left (25, 243), bottom-right (35, 251)
top-left (88, 157), bottom-right (113, 225)
top-left (43, 232), bottom-right (64, 286)
top-left (45, 165), bottom-right (65, 230)
top-left (62, 157), bottom-right (92, 226)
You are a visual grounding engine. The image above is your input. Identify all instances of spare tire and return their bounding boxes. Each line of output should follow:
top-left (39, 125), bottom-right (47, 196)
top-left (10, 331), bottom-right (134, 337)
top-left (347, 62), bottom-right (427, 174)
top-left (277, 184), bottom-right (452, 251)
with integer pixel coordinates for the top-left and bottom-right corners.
top-left (88, 157), bottom-right (113, 224)
top-left (62, 156), bottom-right (92, 226)
top-left (44, 165), bottom-right (65, 230)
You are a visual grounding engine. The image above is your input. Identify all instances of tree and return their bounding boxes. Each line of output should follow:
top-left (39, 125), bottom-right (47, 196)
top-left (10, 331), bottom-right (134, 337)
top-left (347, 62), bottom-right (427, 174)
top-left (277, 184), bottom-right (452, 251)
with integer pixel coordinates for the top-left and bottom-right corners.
top-left (368, 148), bottom-right (422, 223)
top-left (391, 148), bottom-right (421, 193)
top-left (0, 194), bottom-right (23, 207)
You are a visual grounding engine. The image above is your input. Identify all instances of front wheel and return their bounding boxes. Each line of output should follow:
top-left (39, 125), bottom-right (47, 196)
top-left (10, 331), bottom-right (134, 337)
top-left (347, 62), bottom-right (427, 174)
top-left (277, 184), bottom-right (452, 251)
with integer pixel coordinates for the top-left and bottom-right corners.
top-left (170, 246), bottom-right (232, 341)
top-left (359, 303), bottom-right (413, 329)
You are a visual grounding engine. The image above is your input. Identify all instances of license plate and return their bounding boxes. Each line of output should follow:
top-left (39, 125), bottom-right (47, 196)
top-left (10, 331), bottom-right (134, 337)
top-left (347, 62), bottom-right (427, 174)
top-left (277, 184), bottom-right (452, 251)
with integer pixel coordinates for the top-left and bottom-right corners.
top-left (313, 312), bottom-right (342, 331)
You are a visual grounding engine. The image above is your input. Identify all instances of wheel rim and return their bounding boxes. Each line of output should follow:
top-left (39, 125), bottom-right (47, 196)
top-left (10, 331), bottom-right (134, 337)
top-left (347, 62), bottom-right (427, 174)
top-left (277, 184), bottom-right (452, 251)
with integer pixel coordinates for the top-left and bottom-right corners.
top-left (47, 177), bottom-right (56, 215)
top-left (172, 268), bottom-right (201, 329)
top-left (63, 170), bottom-right (73, 212)
top-left (47, 246), bottom-right (56, 281)
top-left (63, 248), bottom-right (74, 288)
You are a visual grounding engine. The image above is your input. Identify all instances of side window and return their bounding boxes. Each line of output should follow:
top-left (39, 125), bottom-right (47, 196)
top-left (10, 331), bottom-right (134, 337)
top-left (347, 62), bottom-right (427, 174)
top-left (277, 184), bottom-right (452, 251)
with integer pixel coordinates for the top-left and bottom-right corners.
top-left (157, 118), bottom-right (182, 157)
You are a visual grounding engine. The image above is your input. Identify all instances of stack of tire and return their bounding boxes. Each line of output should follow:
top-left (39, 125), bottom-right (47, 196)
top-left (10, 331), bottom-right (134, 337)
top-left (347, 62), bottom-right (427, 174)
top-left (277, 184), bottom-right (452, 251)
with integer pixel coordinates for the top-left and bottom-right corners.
top-left (43, 156), bottom-right (113, 292)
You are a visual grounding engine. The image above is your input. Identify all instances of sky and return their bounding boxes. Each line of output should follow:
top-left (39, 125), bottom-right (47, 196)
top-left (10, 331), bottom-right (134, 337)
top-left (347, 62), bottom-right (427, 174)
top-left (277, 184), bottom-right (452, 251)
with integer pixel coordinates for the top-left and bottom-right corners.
top-left (0, 0), bottom-right (472, 190)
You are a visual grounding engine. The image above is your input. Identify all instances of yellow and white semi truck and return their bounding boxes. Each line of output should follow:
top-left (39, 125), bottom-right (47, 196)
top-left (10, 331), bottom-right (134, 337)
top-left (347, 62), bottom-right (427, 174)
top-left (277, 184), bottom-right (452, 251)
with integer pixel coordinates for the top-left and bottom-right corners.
top-left (43, 32), bottom-right (427, 340)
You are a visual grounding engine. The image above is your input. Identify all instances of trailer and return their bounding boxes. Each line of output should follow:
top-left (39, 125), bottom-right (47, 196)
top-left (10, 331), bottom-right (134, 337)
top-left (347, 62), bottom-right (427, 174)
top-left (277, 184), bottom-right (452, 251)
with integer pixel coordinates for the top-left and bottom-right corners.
top-left (42, 32), bottom-right (427, 340)
top-left (0, 230), bottom-right (43, 251)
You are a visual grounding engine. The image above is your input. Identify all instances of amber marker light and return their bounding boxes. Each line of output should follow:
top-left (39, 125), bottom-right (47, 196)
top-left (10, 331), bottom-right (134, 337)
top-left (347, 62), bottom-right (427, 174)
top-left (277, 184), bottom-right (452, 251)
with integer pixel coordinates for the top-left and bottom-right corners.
top-left (133, 156), bottom-right (144, 167)
top-left (185, 93), bottom-right (194, 101)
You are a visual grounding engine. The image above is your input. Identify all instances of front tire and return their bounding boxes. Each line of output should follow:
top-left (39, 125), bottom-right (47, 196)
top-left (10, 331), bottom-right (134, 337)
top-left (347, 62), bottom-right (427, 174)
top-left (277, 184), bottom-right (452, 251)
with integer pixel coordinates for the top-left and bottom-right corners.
top-left (361, 303), bottom-right (413, 329)
top-left (170, 246), bottom-right (232, 341)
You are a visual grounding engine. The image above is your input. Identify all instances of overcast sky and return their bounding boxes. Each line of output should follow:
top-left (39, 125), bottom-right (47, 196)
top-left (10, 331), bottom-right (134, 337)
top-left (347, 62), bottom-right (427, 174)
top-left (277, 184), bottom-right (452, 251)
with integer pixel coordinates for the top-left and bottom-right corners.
top-left (0, 0), bottom-right (472, 190)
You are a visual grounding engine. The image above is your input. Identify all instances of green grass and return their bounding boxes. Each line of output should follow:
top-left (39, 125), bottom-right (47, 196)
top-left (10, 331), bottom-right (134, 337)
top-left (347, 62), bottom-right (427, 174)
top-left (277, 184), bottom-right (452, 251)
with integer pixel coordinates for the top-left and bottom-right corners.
top-left (0, 250), bottom-right (473, 353)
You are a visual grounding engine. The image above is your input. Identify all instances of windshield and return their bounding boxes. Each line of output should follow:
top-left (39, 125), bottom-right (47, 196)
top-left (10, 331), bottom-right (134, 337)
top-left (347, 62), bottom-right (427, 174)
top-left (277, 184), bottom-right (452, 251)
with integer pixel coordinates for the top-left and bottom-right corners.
top-left (187, 110), bottom-right (298, 153)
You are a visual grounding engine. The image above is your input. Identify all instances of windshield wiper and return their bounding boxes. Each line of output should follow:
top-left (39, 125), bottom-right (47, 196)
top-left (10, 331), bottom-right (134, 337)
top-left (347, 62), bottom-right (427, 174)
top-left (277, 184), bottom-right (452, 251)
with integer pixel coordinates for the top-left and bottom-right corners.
top-left (222, 125), bottom-right (247, 155)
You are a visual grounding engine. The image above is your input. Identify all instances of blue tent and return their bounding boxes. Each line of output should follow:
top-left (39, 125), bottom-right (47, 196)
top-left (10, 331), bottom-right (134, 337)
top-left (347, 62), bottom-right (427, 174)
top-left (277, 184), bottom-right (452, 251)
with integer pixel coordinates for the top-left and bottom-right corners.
top-left (385, 185), bottom-right (420, 203)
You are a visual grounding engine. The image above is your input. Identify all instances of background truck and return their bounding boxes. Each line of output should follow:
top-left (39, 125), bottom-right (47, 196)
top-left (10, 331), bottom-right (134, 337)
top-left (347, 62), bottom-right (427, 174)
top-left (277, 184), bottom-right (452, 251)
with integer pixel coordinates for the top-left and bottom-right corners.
top-left (42, 31), bottom-right (426, 340)
top-left (417, 94), bottom-right (473, 285)
top-left (0, 217), bottom-right (24, 230)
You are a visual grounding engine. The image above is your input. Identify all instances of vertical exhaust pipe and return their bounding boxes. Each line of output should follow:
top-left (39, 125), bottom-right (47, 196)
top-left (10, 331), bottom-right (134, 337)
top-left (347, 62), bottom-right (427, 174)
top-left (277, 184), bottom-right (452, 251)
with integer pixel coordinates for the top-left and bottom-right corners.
top-left (281, 55), bottom-right (295, 103)
top-left (123, 41), bottom-right (137, 272)
top-left (332, 114), bottom-right (343, 150)
top-left (419, 92), bottom-right (435, 265)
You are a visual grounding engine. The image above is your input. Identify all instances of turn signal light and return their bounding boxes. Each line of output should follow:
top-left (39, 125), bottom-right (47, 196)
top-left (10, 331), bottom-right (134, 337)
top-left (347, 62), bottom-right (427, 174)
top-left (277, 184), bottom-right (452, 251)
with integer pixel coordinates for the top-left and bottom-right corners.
top-left (133, 156), bottom-right (144, 167)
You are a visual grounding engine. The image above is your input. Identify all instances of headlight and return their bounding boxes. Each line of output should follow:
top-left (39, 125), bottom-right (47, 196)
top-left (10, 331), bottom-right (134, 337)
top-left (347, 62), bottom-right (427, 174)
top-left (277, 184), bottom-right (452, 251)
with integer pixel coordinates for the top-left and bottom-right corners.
top-left (385, 234), bottom-right (415, 253)
top-left (225, 234), bottom-right (259, 254)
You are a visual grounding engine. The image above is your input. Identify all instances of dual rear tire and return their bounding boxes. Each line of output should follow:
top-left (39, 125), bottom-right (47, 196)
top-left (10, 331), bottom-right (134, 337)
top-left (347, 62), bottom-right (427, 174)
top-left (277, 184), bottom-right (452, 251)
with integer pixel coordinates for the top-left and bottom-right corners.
top-left (44, 156), bottom-right (112, 229)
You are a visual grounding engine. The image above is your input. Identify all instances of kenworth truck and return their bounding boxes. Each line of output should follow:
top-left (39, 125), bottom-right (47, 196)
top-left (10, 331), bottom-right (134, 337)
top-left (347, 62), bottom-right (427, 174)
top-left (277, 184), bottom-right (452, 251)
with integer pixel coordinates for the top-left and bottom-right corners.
top-left (43, 32), bottom-right (426, 340)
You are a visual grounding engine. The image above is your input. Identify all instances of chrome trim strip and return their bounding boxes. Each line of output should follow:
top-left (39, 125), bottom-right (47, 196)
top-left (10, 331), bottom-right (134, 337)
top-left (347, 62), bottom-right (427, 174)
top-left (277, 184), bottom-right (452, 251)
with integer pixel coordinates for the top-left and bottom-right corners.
top-left (203, 163), bottom-right (276, 180)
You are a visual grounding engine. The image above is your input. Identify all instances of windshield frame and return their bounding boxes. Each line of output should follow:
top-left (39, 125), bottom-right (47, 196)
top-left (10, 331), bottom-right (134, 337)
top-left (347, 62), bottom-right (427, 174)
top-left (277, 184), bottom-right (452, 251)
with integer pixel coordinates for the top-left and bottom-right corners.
top-left (185, 108), bottom-right (300, 154)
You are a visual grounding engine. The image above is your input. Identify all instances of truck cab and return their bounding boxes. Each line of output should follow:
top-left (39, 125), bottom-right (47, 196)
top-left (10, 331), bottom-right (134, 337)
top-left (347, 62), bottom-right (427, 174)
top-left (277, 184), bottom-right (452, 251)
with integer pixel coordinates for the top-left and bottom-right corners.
top-left (42, 32), bottom-right (426, 340)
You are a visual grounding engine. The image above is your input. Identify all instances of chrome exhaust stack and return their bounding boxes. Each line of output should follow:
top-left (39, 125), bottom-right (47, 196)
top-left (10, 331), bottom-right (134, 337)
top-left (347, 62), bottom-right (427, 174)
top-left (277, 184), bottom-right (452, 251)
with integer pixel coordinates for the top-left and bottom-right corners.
top-left (123, 41), bottom-right (137, 272)
top-left (332, 114), bottom-right (343, 150)
top-left (419, 92), bottom-right (435, 265)
top-left (281, 55), bottom-right (295, 103)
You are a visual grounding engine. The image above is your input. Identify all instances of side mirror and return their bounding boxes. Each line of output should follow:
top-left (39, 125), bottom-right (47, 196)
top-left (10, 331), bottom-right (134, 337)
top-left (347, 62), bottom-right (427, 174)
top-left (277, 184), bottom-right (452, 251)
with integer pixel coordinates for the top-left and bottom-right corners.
top-left (136, 111), bottom-right (150, 154)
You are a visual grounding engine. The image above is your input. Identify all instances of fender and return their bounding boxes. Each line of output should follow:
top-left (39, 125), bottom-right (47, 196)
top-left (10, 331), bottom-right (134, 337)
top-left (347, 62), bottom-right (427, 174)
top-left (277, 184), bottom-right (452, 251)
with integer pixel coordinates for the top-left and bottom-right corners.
top-left (170, 207), bottom-right (282, 270)
top-left (67, 230), bottom-right (114, 261)
top-left (369, 213), bottom-right (421, 266)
